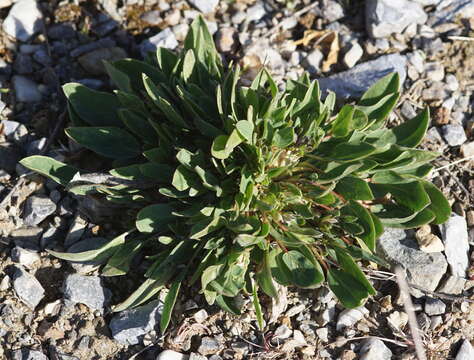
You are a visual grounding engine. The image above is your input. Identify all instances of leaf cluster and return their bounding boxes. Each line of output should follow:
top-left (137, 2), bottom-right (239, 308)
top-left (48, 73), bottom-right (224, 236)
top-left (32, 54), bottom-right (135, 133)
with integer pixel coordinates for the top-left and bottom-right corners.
top-left (20, 16), bottom-right (451, 332)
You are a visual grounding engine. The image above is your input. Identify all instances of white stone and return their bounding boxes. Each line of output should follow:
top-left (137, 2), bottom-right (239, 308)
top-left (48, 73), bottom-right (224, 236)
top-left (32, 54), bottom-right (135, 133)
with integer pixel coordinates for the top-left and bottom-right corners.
top-left (343, 42), bottom-right (364, 68)
top-left (188, 0), bottom-right (219, 14)
top-left (12, 75), bottom-right (42, 102)
top-left (455, 339), bottom-right (474, 360)
top-left (359, 338), bottom-right (392, 360)
top-left (193, 309), bottom-right (208, 323)
top-left (336, 306), bottom-right (368, 331)
top-left (156, 350), bottom-right (189, 360)
top-left (43, 299), bottom-right (62, 316)
top-left (425, 62), bottom-right (445, 81)
top-left (3, 0), bottom-right (43, 42)
top-left (11, 247), bottom-right (40, 268)
top-left (140, 28), bottom-right (178, 57)
top-left (303, 49), bottom-right (324, 75)
top-left (441, 124), bottom-right (467, 147)
top-left (439, 213), bottom-right (469, 278)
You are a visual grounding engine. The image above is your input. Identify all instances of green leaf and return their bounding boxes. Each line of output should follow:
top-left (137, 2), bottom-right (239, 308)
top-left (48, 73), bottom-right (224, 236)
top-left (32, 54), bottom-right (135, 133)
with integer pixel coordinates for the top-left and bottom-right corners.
top-left (327, 142), bottom-right (377, 161)
top-left (252, 281), bottom-right (264, 331)
top-left (421, 181), bottom-right (451, 225)
top-left (136, 204), bottom-right (175, 233)
top-left (190, 216), bottom-right (221, 239)
top-left (390, 208), bottom-right (436, 229)
top-left (160, 279), bottom-right (181, 333)
top-left (332, 105), bottom-right (355, 138)
top-left (391, 108), bottom-right (430, 148)
top-left (235, 120), bottom-right (254, 143)
top-left (215, 295), bottom-right (241, 315)
top-left (118, 109), bottom-right (157, 144)
top-left (370, 181), bottom-right (431, 213)
top-left (65, 127), bottom-right (141, 159)
top-left (360, 73), bottom-right (400, 106)
top-left (256, 249), bottom-right (278, 298)
top-left (282, 250), bottom-right (324, 288)
top-left (102, 238), bottom-right (143, 276)
top-left (328, 268), bottom-right (371, 308)
top-left (19, 156), bottom-right (77, 186)
top-left (273, 127), bottom-right (295, 148)
top-left (343, 200), bottom-right (376, 251)
top-left (104, 61), bottom-right (132, 93)
top-left (63, 83), bottom-right (122, 126)
top-left (335, 176), bottom-right (374, 200)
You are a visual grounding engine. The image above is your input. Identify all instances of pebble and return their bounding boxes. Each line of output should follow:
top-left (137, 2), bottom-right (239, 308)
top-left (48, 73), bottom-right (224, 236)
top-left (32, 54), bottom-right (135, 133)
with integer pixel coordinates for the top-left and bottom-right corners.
top-left (245, 39), bottom-right (285, 72)
top-left (415, 225), bottom-right (444, 253)
top-left (198, 337), bottom-right (223, 355)
top-left (12, 75), bottom-right (42, 102)
top-left (387, 311), bottom-right (408, 332)
top-left (2, 0), bottom-right (43, 42)
top-left (322, 0), bottom-right (345, 22)
top-left (430, 315), bottom-right (443, 330)
top-left (12, 266), bottom-right (45, 310)
top-left (246, 2), bottom-right (266, 22)
top-left (11, 247), bottom-right (40, 268)
top-left (156, 350), bottom-right (189, 360)
top-left (78, 47), bottom-right (127, 75)
top-left (286, 304), bottom-right (306, 317)
top-left (43, 299), bottom-right (62, 316)
top-left (140, 28), bottom-right (178, 57)
top-left (437, 275), bottom-right (466, 295)
top-left (0, 275), bottom-right (10, 291)
top-left (343, 42), bottom-right (364, 68)
top-left (407, 50), bottom-right (425, 73)
top-left (23, 195), bottom-right (57, 226)
top-left (14, 54), bottom-right (34, 74)
top-left (460, 142), bottom-right (474, 159)
top-left (70, 38), bottom-right (116, 58)
top-left (318, 54), bottom-right (406, 98)
top-left (109, 300), bottom-right (163, 345)
top-left (336, 306), bottom-right (368, 331)
top-left (12, 348), bottom-right (48, 360)
top-left (63, 274), bottom-right (110, 312)
top-left (47, 24), bottom-right (76, 39)
top-left (315, 328), bottom-right (329, 342)
top-left (303, 49), bottom-right (324, 75)
top-left (165, 9), bottom-right (180, 26)
top-left (274, 324), bottom-right (292, 340)
top-left (215, 27), bottom-right (238, 53)
top-left (424, 297), bottom-right (446, 316)
top-left (365, 0), bottom-right (427, 38)
top-left (445, 74), bottom-right (459, 91)
top-left (188, 0), bottom-right (219, 13)
top-left (193, 309), bottom-right (208, 323)
top-left (455, 339), bottom-right (474, 360)
top-left (425, 62), bottom-right (444, 81)
top-left (422, 81), bottom-right (448, 101)
top-left (358, 338), bottom-right (392, 360)
top-left (439, 213), bottom-right (469, 277)
top-left (64, 214), bottom-right (88, 248)
top-left (377, 228), bottom-right (447, 297)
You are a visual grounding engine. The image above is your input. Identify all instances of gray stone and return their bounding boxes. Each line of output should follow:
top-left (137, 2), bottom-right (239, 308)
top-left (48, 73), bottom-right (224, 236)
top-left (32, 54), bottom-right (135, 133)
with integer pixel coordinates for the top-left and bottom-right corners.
top-left (109, 300), bottom-right (163, 345)
top-left (156, 350), bottom-right (188, 360)
top-left (245, 39), bottom-right (285, 73)
top-left (439, 214), bottom-right (469, 277)
top-left (140, 10), bottom-right (162, 26)
top-left (189, 0), bottom-right (219, 13)
top-left (14, 54), bottom-right (33, 74)
top-left (322, 0), bottom-right (345, 22)
top-left (11, 247), bottom-right (40, 268)
top-left (12, 348), bottom-right (48, 360)
top-left (246, 2), bottom-right (266, 22)
top-left (1, 120), bottom-right (28, 144)
top-left (140, 28), bottom-right (178, 57)
top-left (78, 47), bottom-right (127, 75)
top-left (318, 54), bottom-right (406, 99)
top-left (12, 266), bottom-right (45, 310)
top-left (274, 324), bottom-right (292, 339)
top-left (437, 275), bottom-right (466, 295)
top-left (424, 297), bottom-right (446, 315)
top-left (359, 338), bottom-right (392, 360)
top-left (303, 49), bottom-right (324, 75)
top-left (66, 237), bottom-right (109, 274)
top-left (70, 38), bottom-right (116, 58)
top-left (377, 228), bottom-right (447, 297)
top-left (455, 339), bottom-right (474, 360)
top-left (23, 195), bottom-right (57, 226)
top-left (343, 42), bottom-right (364, 69)
top-left (33, 48), bottom-right (52, 66)
top-left (366, 0), bottom-right (427, 38)
top-left (2, 0), bottom-right (43, 42)
top-left (63, 274), bottom-right (110, 312)
top-left (12, 75), bottom-right (42, 102)
top-left (198, 337), bottom-right (223, 355)
top-left (429, 0), bottom-right (474, 26)
top-left (47, 24), bottom-right (76, 39)
top-left (336, 306), bottom-right (368, 331)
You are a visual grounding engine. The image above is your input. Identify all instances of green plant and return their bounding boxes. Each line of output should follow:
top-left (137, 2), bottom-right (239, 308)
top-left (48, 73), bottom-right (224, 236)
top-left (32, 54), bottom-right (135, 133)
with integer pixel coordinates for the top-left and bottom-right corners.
top-left (21, 16), bottom-right (450, 332)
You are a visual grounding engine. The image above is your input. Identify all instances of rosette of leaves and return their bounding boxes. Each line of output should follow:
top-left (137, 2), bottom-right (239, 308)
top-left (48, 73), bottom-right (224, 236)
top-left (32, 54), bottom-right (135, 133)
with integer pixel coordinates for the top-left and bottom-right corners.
top-left (20, 16), bottom-right (451, 332)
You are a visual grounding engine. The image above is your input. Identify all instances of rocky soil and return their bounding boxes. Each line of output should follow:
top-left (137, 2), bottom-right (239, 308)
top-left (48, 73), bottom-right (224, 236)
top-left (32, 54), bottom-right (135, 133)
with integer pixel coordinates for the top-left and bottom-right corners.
top-left (0, 0), bottom-right (474, 359)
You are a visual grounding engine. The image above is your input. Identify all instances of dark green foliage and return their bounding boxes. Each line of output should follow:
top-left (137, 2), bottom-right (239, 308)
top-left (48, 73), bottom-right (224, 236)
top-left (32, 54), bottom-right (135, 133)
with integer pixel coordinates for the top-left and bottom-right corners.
top-left (20, 16), bottom-right (450, 332)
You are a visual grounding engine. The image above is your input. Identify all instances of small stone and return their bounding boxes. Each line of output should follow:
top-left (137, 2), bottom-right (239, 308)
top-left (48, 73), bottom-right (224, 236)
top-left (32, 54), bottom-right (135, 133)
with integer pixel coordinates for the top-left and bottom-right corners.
top-left (415, 226), bottom-right (444, 253)
top-left (358, 338), bottom-right (392, 360)
top-left (246, 2), bottom-right (266, 22)
top-left (281, 16), bottom-right (298, 30)
top-left (460, 142), bottom-right (474, 159)
top-left (156, 350), bottom-right (188, 360)
top-left (193, 309), bottom-right (208, 323)
top-left (12, 349), bottom-right (48, 360)
top-left (425, 62), bottom-right (444, 81)
top-left (63, 274), bottom-right (110, 312)
top-left (12, 266), bottom-right (45, 310)
top-left (0, 0), bottom-right (12, 9)
top-left (165, 9), bottom-right (181, 26)
top-left (47, 24), bottom-right (76, 39)
top-left (439, 214), bottom-right (469, 277)
top-left (11, 247), bottom-right (40, 268)
top-left (189, 0), bottom-right (219, 13)
top-left (198, 337), bottom-right (223, 355)
top-left (387, 311), bottom-right (408, 332)
top-left (407, 50), bottom-right (425, 73)
top-left (366, 0), bottom-right (427, 39)
top-left (336, 307), bottom-right (368, 331)
top-left (231, 11), bottom-right (246, 25)
top-left (315, 328), bottom-right (329, 342)
top-left (64, 214), bottom-right (88, 248)
top-left (215, 27), bottom-right (238, 53)
top-left (417, 313), bottom-right (431, 330)
top-left (14, 53), bottom-right (33, 74)
top-left (274, 324), bottom-right (292, 340)
top-left (110, 300), bottom-right (163, 345)
top-left (43, 299), bottom-right (61, 316)
top-left (71, 38), bottom-right (116, 58)
top-left (3, 0), bottom-right (43, 42)
top-left (424, 297), bottom-right (446, 316)
top-left (303, 49), bottom-right (324, 75)
top-left (322, 0), bottom-right (345, 22)
top-left (441, 125), bottom-right (467, 147)
top-left (78, 47), bottom-right (127, 75)
top-left (445, 74), bottom-right (459, 91)
top-left (13, 75), bottom-right (42, 102)
top-left (343, 42), bottom-right (363, 69)
top-left (23, 195), bottom-right (57, 226)
top-left (286, 304), bottom-right (306, 317)
top-left (140, 10), bottom-right (162, 26)
top-left (455, 339), bottom-right (474, 360)
top-left (437, 275), bottom-right (466, 295)
top-left (430, 315), bottom-right (443, 330)
top-left (422, 82), bottom-right (448, 101)
top-left (33, 48), bottom-right (51, 66)
top-left (140, 28), bottom-right (178, 57)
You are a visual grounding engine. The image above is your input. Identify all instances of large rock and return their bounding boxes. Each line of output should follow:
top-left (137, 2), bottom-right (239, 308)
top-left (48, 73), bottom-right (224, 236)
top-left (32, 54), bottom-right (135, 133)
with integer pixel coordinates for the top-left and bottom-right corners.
top-left (22, 195), bottom-right (57, 226)
top-left (109, 300), bottom-right (163, 345)
top-left (63, 274), bottom-right (110, 312)
top-left (439, 214), bottom-right (469, 278)
top-left (377, 228), bottom-right (447, 297)
top-left (318, 54), bottom-right (406, 99)
top-left (2, 0), bottom-right (43, 42)
top-left (428, 0), bottom-right (474, 26)
top-left (12, 266), bottom-right (45, 310)
top-left (366, 0), bottom-right (427, 38)
top-left (455, 339), bottom-right (474, 360)
top-left (78, 47), bottom-right (127, 75)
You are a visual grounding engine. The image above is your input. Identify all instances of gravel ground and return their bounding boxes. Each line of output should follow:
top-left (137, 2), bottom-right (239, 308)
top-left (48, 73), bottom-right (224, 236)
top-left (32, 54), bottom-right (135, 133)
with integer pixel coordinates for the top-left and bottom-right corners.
top-left (0, 0), bottom-right (474, 359)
